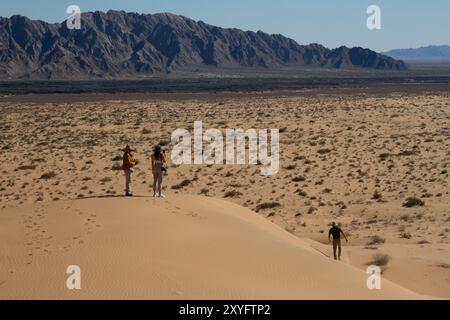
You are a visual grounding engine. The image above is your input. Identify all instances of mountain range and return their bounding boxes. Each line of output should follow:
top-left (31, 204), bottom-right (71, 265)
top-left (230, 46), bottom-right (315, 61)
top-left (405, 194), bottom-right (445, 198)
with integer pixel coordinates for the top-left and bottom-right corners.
top-left (0, 10), bottom-right (408, 80)
top-left (384, 45), bottom-right (450, 62)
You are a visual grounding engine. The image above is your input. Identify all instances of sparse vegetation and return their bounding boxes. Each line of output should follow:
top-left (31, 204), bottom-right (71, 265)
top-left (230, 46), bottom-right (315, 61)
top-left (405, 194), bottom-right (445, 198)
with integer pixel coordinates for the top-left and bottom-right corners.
top-left (403, 197), bottom-right (425, 208)
top-left (379, 153), bottom-right (390, 161)
top-left (224, 190), bottom-right (242, 198)
top-left (112, 162), bottom-right (122, 171)
top-left (256, 202), bottom-right (281, 212)
top-left (367, 235), bottom-right (386, 246)
top-left (172, 179), bottom-right (192, 190)
top-left (317, 148), bottom-right (331, 155)
top-left (40, 171), bottom-right (57, 180)
top-left (400, 232), bottom-right (412, 239)
top-left (372, 190), bottom-right (382, 200)
top-left (292, 176), bottom-right (306, 182)
top-left (100, 177), bottom-right (112, 183)
top-left (16, 165), bottom-right (38, 171)
top-left (159, 140), bottom-right (170, 147)
top-left (370, 253), bottom-right (391, 267)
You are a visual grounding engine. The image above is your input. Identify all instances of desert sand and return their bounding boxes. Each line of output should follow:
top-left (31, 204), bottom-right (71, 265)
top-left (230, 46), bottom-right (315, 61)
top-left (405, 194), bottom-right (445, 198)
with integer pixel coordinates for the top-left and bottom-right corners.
top-left (0, 92), bottom-right (449, 299)
top-left (0, 194), bottom-right (426, 299)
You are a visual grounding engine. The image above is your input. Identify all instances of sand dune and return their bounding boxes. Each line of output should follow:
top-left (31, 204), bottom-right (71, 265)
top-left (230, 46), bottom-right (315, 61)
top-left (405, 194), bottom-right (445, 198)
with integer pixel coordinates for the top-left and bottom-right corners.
top-left (0, 194), bottom-right (425, 299)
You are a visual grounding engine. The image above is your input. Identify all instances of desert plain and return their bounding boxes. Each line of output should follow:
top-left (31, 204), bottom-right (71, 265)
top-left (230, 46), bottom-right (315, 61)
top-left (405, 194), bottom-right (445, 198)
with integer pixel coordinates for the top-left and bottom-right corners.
top-left (0, 89), bottom-right (449, 299)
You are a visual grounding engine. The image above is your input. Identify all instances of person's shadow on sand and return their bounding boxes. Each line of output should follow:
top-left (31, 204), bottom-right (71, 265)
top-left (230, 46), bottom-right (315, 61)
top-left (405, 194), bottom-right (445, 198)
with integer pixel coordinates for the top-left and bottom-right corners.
top-left (71, 194), bottom-right (156, 201)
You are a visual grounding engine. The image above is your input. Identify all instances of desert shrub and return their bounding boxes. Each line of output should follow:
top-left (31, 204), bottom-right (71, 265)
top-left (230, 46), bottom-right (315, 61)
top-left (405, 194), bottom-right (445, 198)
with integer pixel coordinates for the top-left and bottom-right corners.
top-left (400, 232), bottom-right (412, 239)
top-left (379, 153), bottom-right (390, 161)
top-left (317, 148), bottom-right (331, 155)
top-left (398, 150), bottom-right (417, 156)
top-left (370, 253), bottom-right (391, 267)
top-left (172, 179), bottom-right (192, 190)
top-left (399, 214), bottom-right (411, 222)
top-left (256, 202), bottom-right (281, 212)
top-left (367, 235), bottom-right (385, 246)
top-left (403, 197), bottom-right (425, 208)
top-left (16, 165), bottom-right (37, 171)
top-left (159, 140), bottom-right (170, 147)
top-left (372, 190), bottom-right (382, 200)
top-left (40, 171), bottom-right (57, 180)
top-left (292, 176), bottom-right (306, 182)
top-left (224, 190), bottom-right (243, 198)
top-left (112, 162), bottom-right (122, 171)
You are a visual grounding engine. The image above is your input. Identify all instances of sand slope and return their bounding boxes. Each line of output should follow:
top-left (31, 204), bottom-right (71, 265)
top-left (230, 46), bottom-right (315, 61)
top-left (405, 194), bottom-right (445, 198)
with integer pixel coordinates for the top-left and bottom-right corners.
top-left (0, 195), bottom-right (427, 300)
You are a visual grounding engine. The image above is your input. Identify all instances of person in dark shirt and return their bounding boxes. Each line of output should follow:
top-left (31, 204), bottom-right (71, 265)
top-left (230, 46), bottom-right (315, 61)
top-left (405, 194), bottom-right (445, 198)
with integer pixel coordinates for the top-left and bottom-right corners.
top-left (328, 222), bottom-right (348, 260)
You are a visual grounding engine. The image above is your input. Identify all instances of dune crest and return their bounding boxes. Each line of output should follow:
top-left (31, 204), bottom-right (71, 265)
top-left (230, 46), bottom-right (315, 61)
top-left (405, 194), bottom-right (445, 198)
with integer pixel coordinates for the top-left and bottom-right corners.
top-left (0, 194), bottom-right (425, 299)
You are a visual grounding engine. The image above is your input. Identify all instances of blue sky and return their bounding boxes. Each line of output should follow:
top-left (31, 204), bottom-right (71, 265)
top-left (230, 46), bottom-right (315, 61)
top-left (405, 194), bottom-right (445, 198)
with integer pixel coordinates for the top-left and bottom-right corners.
top-left (1, 0), bottom-right (449, 52)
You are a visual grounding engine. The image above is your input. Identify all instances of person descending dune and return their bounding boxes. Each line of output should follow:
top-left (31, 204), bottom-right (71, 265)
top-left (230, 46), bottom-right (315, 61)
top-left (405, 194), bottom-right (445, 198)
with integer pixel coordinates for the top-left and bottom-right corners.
top-left (121, 145), bottom-right (137, 197)
top-left (328, 222), bottom-right (348, 260)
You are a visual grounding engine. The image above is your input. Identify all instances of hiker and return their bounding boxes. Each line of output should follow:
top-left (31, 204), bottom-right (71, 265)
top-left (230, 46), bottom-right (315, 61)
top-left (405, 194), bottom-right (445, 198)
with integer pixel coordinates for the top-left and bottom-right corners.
top-left (151, 145), bottom-right (167, 198)
top-left (121, 145), bottom-right (137, 197)
top-left (328, 222), bottom-right (348, 260)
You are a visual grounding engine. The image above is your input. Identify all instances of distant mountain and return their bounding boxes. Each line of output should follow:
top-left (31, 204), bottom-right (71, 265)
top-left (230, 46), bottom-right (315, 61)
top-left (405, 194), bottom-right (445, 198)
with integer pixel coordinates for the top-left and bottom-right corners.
top-left (0, 11), bottom-right (408, 80)
top-left (384, 45), bottom-right (450, 62)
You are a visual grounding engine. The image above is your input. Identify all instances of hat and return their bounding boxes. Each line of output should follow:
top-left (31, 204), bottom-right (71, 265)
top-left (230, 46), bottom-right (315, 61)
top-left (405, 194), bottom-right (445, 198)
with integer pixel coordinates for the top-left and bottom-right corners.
top-left (123, 145), bottom-right (135, 152)
top-left (153, 145), bottom-right (162, 152)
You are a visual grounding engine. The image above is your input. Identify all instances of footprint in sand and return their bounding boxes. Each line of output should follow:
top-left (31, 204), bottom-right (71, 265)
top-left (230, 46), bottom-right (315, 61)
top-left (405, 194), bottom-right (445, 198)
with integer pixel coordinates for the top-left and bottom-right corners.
top-left (185, 211), bottom-right (205, 220)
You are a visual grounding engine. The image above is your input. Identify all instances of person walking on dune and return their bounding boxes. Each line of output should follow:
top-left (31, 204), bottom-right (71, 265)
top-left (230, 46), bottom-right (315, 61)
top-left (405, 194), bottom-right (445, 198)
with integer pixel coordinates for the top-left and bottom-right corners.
top-left (328, 222), bottom-right (348, 260)
top-left (121, 145), bottom-right (137, 197)
top-left (151, 145), bottom-right (167, 198)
